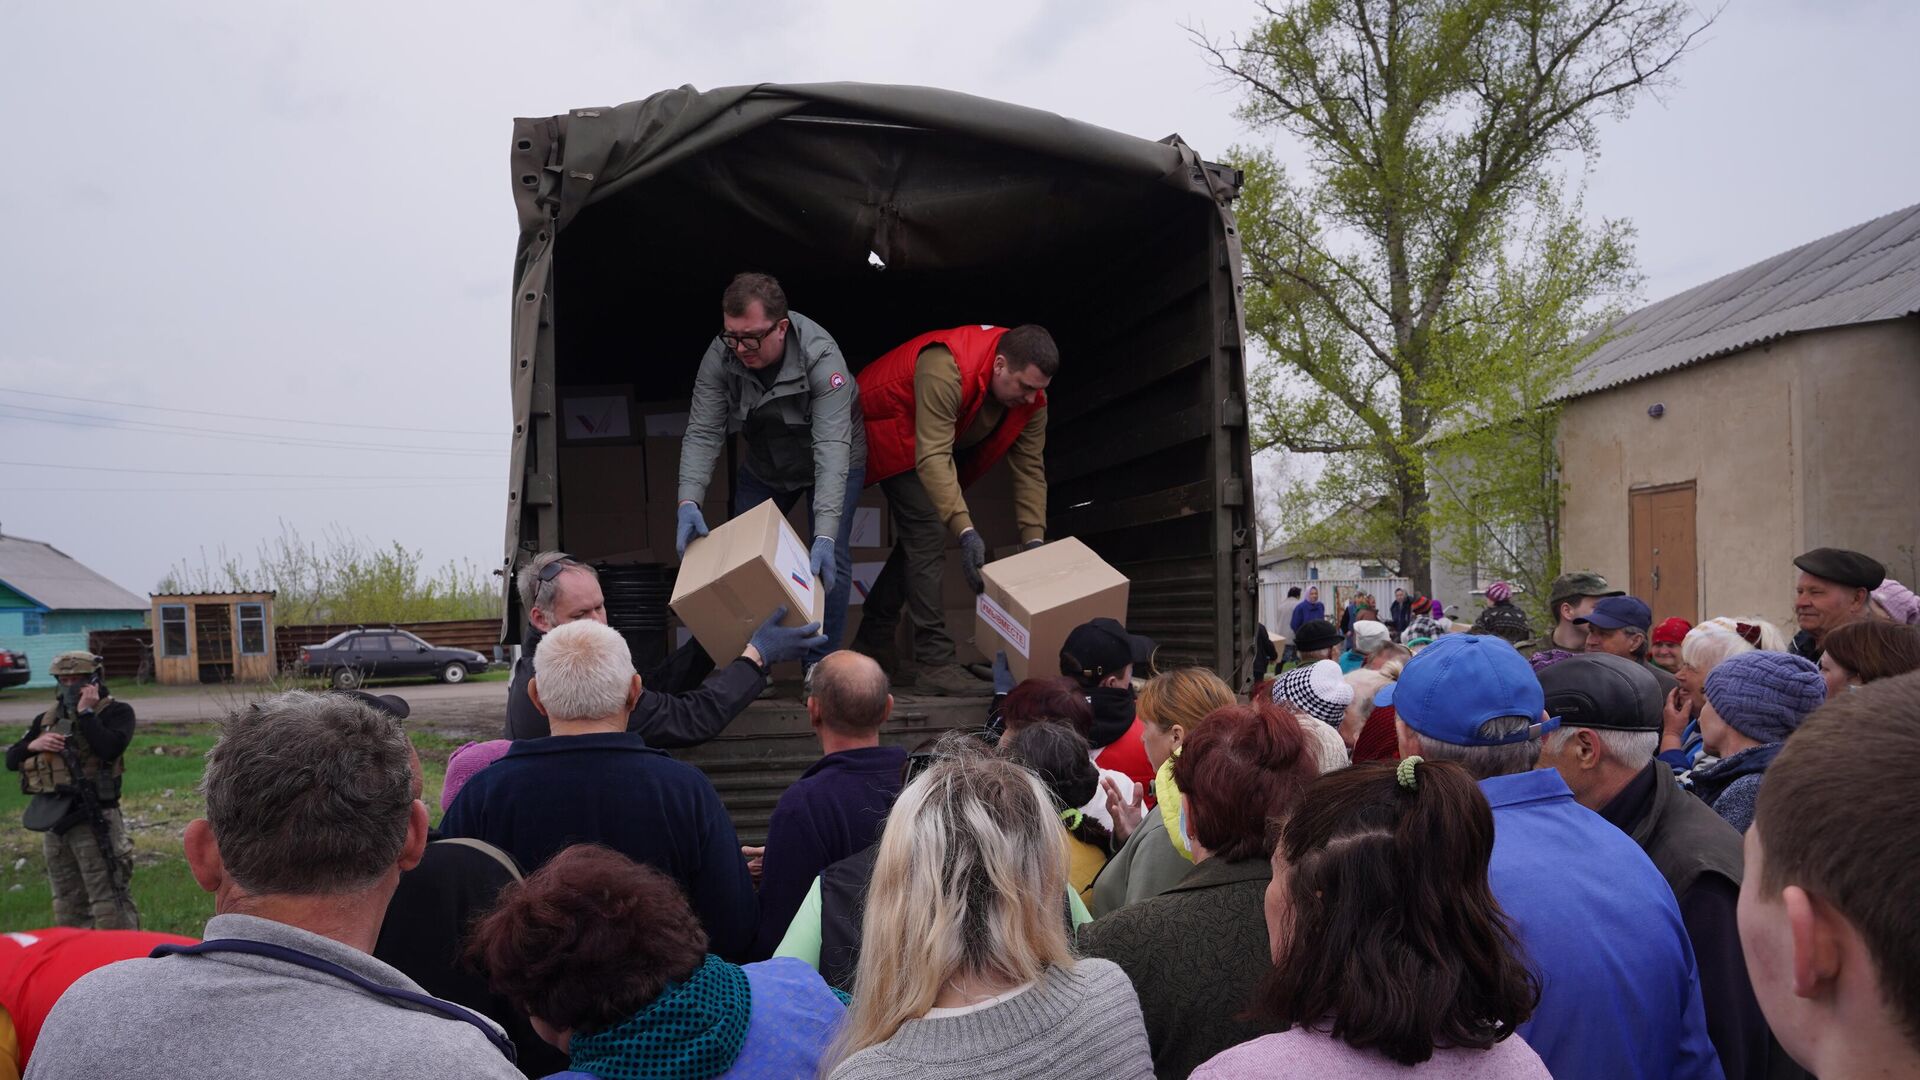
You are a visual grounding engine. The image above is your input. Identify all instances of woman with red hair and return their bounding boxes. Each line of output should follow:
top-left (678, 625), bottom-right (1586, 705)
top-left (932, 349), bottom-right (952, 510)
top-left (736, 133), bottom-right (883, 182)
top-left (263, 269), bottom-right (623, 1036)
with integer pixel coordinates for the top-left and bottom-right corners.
top-left (467, 844), bottom-right (846, 1079)
top-left (1078, 701), bottom-right (1321, 1077)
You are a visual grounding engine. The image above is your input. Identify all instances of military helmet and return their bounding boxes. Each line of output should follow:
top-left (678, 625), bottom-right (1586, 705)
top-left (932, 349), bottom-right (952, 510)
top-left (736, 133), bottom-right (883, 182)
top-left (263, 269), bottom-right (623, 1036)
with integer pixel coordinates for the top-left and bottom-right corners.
top-left (49, 652), bottom-right (102, 677)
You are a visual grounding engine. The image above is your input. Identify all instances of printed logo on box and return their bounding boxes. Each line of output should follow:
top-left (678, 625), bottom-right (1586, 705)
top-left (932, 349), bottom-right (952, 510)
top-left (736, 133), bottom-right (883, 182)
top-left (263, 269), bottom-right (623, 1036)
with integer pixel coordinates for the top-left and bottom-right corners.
top-left (976, 593), bottom-right (1029, 658)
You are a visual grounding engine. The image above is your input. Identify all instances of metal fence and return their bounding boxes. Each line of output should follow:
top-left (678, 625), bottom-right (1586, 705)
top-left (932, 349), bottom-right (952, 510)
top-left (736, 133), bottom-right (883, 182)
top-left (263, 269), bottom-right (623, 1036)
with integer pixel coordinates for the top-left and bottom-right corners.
top-left (1260, 577), bottom-right (1414, 633)
top-left (87, 619), bottom-right (505, 682)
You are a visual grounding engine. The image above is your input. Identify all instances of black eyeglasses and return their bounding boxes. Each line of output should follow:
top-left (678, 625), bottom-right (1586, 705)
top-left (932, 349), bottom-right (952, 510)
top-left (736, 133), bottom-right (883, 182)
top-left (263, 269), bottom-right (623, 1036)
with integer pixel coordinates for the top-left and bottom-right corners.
top-left (719, 321), bottom-right (784, 350)
top-left (536, 556), bottom-right (577, 583)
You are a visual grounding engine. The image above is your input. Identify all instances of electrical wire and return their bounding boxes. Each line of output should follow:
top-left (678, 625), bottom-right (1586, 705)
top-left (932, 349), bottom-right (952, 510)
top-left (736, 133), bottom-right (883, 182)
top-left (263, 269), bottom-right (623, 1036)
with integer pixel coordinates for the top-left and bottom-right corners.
top-left (0, 403), bottom-right (505, 457)
top-left (0, 460), bottom-right (500, 480)
top-left (0, 384), bottom-right (499, 436)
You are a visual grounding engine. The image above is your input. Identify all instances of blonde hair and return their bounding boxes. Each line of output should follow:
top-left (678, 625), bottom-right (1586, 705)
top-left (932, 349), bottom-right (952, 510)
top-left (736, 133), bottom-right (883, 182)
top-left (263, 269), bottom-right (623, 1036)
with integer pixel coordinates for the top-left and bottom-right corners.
top-left (531, 620), bottom-right (634, 721)
top-left (1681, 616), bottom-right (1788, 675)
top-left (1137, 667), bottom-right (1235, 734)
top-left (825, 754), bottom-right (1072, 1069)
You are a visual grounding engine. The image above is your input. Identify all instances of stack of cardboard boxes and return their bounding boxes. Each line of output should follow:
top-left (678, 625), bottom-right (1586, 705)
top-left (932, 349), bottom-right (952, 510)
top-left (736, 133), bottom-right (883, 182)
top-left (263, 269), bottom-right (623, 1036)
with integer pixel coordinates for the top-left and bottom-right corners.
top-left (559, 386), bottom-right (1134, 685)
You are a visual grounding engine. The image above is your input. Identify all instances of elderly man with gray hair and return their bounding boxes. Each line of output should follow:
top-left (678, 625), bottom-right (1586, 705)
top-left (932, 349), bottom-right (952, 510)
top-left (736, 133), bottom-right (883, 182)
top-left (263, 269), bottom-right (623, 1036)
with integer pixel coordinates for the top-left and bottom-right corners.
top-left (504, 550), bottom-right (826, 741)
top-left (27, 691), bottom-right (524, 1080)
top-left (1381, 634), bottom-right (1723, 1080)
top-left (442, 618), bottom-right (757, 958)
top-left (1535, 653), bottom-right (1797, 1080)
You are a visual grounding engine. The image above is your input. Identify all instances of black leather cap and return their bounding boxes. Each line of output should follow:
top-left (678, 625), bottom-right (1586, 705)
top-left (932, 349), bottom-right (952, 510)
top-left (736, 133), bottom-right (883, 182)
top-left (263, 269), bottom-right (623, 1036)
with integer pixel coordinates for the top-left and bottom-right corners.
top-left (1793, 548), bottom-right (1885, 591)
top-left (1538, 653), bottom-right (1663, 732)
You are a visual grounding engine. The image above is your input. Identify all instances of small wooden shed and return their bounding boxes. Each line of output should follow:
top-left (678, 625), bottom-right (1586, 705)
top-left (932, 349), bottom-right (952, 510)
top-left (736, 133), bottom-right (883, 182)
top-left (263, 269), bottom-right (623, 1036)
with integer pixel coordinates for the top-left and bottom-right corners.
top-left (150, 592), bottom-right (277, 685)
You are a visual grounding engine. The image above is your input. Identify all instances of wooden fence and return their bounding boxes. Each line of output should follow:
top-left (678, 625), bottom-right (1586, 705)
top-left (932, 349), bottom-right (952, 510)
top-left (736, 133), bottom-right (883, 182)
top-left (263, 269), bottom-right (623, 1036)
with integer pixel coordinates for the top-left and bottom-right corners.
top-left (90, 619), bottom-right (505, 681)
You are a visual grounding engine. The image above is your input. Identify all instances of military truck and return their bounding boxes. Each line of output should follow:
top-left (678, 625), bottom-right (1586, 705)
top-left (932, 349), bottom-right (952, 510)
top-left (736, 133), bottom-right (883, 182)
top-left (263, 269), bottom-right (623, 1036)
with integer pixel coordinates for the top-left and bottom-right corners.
top-left (502, 83), bottom-right (1256, 839)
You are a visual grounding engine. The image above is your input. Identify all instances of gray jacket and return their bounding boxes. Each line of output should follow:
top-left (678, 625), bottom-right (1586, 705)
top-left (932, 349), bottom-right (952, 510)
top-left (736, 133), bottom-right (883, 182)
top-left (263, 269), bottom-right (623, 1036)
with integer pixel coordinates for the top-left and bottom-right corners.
top-left (679, 310), bottom-right (867, 539)
top-left (25, 912), bottom-right (523, 1080)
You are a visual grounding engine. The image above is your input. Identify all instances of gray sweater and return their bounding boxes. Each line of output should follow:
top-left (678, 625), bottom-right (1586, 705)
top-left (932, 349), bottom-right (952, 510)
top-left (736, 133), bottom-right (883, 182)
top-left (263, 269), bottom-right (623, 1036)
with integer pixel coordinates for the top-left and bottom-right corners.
top-left (25, 913), bottom-right (524, 1080)
top-left (828, 959), bottom-right (1153, 1080)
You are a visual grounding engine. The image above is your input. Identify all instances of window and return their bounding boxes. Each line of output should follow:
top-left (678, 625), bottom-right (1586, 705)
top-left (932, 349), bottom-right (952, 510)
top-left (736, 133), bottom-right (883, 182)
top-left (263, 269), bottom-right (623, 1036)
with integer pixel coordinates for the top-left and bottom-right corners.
top-left (160, 605), bottom-right (188, 657)
top-left (238, 603), bottom-right (267, 656)
top-left (21, 611), bottom-right (43, 636)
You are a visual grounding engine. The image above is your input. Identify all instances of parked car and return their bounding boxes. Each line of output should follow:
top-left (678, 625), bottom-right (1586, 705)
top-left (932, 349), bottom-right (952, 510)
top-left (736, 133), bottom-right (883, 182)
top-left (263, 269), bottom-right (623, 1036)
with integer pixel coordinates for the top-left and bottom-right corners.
top-left (302, 628), bottom-right (490, 689)
top-left (0, 648), bottom-right (29, 690)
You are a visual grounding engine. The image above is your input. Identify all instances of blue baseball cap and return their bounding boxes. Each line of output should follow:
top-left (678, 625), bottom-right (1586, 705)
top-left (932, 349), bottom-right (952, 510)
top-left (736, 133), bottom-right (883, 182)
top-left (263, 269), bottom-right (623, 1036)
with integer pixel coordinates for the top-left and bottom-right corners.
top-left (1375, 633), bottom-right (1553, 746)
top-left (1574, 595), bottom-right (1653, 632)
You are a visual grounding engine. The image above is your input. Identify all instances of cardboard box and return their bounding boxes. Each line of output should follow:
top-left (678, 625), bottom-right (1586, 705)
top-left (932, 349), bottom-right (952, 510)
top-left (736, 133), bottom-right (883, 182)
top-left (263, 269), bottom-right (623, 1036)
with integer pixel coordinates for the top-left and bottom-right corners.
top-left (559, 444), bottom-right (651, 560)
top-left (975, 538), bottom-right (1129, 682)
top-left (671, 499), bottom-right (825, 664)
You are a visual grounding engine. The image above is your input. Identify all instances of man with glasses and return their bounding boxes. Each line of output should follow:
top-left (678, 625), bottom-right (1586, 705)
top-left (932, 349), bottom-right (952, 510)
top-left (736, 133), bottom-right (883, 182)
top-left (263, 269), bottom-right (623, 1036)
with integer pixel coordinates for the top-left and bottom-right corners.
top-left (676, 273), bottom-right (865, 670)
top-left (503, 552), bottom-right (825, 742)
top-left (849, 323), bottom-right (1059, 696)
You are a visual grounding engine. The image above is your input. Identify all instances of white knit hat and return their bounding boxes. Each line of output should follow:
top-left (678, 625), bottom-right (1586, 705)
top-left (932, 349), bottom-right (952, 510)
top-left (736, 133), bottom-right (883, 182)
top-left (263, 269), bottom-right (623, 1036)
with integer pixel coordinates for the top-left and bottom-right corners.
top-left (1272, 659), bottom-right (1355, 727)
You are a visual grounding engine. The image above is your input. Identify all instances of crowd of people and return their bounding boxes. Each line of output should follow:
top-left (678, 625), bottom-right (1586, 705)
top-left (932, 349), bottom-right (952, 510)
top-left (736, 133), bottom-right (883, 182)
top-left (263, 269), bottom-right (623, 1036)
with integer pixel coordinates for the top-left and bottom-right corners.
top-left (3, 540), bottom-right (1919, 1080)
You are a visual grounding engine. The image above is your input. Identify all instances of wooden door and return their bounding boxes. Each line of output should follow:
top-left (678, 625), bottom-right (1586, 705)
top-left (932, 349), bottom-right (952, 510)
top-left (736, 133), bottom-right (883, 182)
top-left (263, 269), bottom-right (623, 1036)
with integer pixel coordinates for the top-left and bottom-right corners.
top-left (1630, 484), bottom-right (1699, 624)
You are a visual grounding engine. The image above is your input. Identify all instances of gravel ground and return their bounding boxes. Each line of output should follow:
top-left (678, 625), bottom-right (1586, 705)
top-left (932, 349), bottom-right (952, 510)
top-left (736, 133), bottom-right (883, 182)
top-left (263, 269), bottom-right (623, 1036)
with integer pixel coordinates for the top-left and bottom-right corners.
top-left (0, 679), bottom-right (507, 740)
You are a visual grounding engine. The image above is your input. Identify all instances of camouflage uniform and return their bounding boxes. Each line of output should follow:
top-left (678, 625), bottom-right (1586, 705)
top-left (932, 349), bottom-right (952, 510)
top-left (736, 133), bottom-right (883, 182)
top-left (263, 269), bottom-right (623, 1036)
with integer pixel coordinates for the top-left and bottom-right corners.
top-left (5, 653), bottom-right (139, 929)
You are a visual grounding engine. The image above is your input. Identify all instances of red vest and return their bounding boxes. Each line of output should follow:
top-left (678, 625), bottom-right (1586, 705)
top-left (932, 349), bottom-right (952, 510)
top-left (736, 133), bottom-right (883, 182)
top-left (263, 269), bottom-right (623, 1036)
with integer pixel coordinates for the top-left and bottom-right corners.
top-left (857, 325), bottom-right (1048, 486)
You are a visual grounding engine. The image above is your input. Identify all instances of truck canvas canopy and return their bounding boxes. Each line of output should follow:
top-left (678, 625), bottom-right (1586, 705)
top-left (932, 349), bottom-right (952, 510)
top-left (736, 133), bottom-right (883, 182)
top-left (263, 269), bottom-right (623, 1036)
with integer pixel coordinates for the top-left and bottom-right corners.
top-left (506, 82), bottom-right (1256, 683)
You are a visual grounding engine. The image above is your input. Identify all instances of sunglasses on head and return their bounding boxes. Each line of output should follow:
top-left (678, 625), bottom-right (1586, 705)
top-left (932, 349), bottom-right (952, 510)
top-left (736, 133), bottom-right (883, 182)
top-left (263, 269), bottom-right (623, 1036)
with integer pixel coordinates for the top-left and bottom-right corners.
top-left (537, 556), bottom-right (578, 583)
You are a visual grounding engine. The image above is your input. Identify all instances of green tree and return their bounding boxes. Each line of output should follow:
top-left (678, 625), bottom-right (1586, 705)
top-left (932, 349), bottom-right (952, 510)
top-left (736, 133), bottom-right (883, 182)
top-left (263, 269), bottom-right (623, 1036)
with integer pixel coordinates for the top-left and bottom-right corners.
top-left (157, 522), bottom-right (502, 625)
top-left (1423, 184), bottom-right (1639, 618)
top-left (1205, 0), bottom-right (1708, 591)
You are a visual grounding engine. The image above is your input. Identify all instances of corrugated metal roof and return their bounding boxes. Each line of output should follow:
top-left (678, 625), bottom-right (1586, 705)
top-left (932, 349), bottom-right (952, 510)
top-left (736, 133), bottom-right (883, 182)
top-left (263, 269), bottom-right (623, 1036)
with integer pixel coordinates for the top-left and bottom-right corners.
top-left (0, 532), bottom-right (148, 612)
top-left (1560, 201), bottom-right (1920, 400)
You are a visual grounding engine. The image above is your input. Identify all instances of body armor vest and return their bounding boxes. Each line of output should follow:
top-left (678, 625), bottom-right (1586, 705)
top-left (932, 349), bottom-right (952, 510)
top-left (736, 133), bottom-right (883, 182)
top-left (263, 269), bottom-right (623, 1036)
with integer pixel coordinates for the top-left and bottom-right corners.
top-left (20, 698), bottom-right (124, 799)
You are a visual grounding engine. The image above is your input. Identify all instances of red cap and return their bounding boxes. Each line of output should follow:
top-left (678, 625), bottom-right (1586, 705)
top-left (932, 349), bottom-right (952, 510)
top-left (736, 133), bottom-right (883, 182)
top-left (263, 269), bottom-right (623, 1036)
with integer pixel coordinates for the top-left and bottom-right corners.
top-left (1651, 617), bottom-right (1692, 645)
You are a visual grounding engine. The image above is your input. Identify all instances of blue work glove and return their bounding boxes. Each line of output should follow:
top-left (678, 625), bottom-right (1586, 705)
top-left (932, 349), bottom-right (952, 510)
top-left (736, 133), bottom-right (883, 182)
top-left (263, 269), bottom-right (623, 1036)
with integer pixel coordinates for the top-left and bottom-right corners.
top-left (959, 528), bottom-right (988, 595)
top-left (675, 502), bottom-right (710, 558)
top-left (1022, 538), bottom-right (1045, 551)
top-left (810, 536), bottom-right (836, 592)
top-left (748, 605), bottom-right (828, 666)
top-left (993, 650), bottom-right (1015, 695)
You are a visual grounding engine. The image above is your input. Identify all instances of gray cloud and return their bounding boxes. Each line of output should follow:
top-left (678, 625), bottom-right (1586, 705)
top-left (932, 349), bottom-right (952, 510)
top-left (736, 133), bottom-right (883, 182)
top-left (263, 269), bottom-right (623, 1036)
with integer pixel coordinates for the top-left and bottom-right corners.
top-left (0, 0), bottom-right (1911, 594)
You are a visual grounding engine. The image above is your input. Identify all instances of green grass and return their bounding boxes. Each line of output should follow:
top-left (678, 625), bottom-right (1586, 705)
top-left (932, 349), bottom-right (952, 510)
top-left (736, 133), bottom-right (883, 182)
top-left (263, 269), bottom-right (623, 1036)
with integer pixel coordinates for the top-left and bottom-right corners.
top-left (0, 724), bottom-right (466, 937)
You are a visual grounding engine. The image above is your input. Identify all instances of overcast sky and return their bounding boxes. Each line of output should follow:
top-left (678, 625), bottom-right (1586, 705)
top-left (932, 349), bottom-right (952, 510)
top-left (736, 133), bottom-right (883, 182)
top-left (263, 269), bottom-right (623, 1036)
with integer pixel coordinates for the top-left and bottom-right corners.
top-left (2, 0), bottom-right (1914, 597)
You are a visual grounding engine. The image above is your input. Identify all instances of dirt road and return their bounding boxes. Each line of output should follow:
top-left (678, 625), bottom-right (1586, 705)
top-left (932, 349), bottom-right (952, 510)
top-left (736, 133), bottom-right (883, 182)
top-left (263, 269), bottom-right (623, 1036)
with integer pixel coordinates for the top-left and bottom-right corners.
top-left (0, 679), bottom-right (508, 739)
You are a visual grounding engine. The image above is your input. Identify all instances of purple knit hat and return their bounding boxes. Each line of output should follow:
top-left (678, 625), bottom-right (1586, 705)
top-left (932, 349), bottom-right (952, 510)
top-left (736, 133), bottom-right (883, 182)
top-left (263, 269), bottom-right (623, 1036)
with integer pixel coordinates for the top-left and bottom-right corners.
top-left (441, 739), bottom-right (513, 812)
top-left (1528, 649), bottom-right (1576, 674)
top-left (1702, 651), bottom-right (1825, 744)
top-left (1485, 581), bottom-right (1513, 605)
top-left (1874, 580), bottom-right (1920, 625)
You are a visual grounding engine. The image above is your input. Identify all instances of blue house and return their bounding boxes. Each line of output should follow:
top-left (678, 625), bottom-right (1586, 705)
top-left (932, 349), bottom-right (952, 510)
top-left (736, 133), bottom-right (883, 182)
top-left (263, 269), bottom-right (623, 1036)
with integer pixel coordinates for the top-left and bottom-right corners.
top-left (0, 530), bottom-right (149, 690)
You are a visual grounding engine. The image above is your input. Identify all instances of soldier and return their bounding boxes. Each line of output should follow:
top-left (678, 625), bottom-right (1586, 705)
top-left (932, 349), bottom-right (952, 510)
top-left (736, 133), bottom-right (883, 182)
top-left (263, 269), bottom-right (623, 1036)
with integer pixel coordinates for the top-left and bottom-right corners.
top-left (3, 653), bottom-right (138, 929)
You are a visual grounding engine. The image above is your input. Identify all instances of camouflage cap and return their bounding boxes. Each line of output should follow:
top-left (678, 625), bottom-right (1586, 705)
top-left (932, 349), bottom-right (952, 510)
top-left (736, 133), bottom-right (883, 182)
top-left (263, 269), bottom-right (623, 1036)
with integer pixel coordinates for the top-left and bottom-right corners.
top-left (1547, 571), bottom-right (1624, 607)
top-left (49, 652), bottom-right (102, 676)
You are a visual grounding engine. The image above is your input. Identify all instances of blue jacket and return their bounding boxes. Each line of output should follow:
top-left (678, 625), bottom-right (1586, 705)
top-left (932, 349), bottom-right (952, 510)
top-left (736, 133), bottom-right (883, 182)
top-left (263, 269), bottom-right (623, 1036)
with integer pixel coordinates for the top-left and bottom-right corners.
top-left (440, 732), bottom-right (756, 959)
top-left (752, 745), bottom-right (907, 960)
top-left (1289, 600), bottom-right (1325, 633)
top-left (1481, 769), bottom-right (1724, 1080)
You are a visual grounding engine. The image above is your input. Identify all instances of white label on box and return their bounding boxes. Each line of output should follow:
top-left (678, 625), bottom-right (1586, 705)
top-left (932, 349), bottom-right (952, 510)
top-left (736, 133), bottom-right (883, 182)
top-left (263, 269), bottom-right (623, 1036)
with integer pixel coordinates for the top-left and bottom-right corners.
top-left (643, 412), bottom-right (690, 438)
top-left (976, 592), bottom-right (1029, 658)
top-left (849, 506), bottom-right (884, 548)
top-left (561, 396), bottom-right (633, 440)
top-left (774, 524), bottom-right (817, 612)
top-left (848, 561), bottom-right (885, 606)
